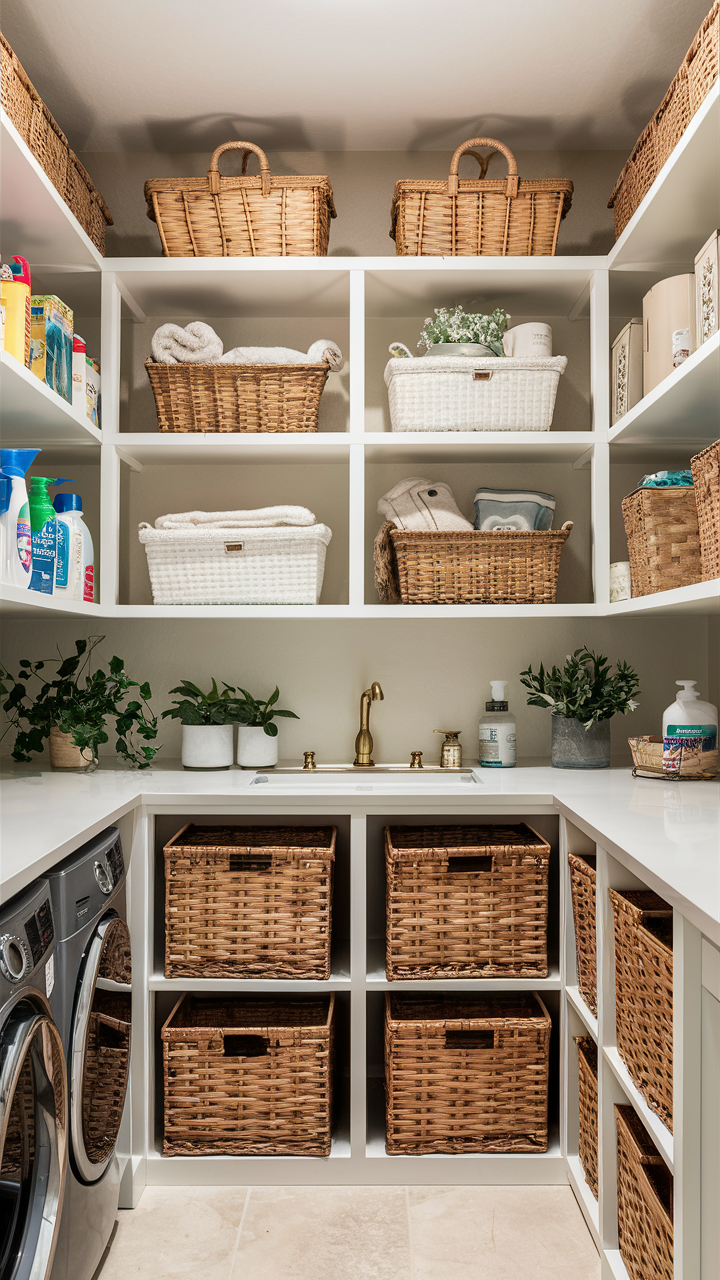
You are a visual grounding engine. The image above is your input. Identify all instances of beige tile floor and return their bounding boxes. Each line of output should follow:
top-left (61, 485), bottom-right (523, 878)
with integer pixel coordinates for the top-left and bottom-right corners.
top-left (97, 1184), bottom-right (600, 1280)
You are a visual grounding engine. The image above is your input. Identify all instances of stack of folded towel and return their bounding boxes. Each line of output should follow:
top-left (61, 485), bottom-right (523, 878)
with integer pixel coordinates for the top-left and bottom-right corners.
top-left (150, 322), bottom-right (344, 370)
top-left (153, 506), bottom-right (318, 529)
top-left (377, 477), bottom-right (474, 531)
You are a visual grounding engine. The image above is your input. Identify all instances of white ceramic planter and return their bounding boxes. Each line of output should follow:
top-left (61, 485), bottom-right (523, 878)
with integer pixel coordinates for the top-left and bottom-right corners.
top-left (181, 723), bottom-right (234, 770)
top-left (237, 725), bottom-right (279, 769)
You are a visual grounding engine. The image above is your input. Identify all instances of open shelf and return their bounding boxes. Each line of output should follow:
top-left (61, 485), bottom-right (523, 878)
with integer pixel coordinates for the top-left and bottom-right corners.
top-left (608, 82), bottom-right (720, 271)
top-left (0, 350), bottom-right (102, 448)
top-left (565, 985), bottom-right (598, 1041)
top-left (108, 259), bottom-right (351, 318)
top-left (609, 330), bottom-right (720, 450)
top-left (606, 578), bottom-right (720, 617)
top-left (111, 432), bottom-right (351, 466)
top-left (566, 1154), bottom-right (600, 1238)
top-left (0, 583), bottom-right (102, 618)
top-left (603, 1046), bottom-right (673, 1172)
top-left (362, 432), bottom-right (596, 465)
top-left (364, 258), bottom-right (604, 319)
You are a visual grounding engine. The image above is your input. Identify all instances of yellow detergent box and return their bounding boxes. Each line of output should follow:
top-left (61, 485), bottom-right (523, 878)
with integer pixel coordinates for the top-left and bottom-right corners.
top-left (30, 295), bottom-right (74, 404)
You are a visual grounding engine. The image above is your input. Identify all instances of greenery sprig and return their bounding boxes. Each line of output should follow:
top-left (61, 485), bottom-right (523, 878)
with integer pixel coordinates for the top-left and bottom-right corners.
top-left (520, 647), bottom-right (640, 728)
top-left (162, 678), bottom-right (239, 726)
top-left (0, 637), bottom-right (159, 767)
top-left (419, 306), bottom-right (510, 356)
top-left (233, 687), bottom-right (299, 738)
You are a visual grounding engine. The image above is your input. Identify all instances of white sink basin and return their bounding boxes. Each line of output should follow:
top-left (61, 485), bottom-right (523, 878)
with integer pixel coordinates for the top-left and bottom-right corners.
top-left (250, 765), bottom-right (482, 790)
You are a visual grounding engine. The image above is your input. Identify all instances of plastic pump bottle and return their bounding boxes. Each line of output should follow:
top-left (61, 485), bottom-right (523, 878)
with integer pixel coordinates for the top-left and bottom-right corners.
top-left (479, 680), bottom-right (517, 768)
top-left (663, 681), bottom-right (718, 747)
top-left (29, 476), bottom-right (72, 595)
top-left (0, 448), bottom-right (40, 589)
top-left (53, 492), bottom-right (94, 602)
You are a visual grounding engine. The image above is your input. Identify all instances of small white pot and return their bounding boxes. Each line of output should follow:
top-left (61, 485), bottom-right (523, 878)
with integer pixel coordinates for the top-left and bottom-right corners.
top-left (181, 723), bottom-right (234, 770)
top-left (237, 725), bottom-right (279, 769)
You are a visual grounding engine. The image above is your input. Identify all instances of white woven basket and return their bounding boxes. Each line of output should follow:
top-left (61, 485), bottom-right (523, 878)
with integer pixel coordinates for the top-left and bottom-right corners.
top-left (139, 522), bottom-right (332, 604)
top-left (384, 355), bottom-right (567, 431)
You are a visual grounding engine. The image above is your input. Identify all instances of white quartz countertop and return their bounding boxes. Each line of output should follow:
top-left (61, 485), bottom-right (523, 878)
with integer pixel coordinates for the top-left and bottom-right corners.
top-left (2, 760), bottom-right (718, 941)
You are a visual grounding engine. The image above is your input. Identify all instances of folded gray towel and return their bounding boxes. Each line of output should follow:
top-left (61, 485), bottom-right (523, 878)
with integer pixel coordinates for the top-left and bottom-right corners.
top-left (377, 477), bottom-right (473, 531)
top-left (151, 322), bottom-right (223, 365)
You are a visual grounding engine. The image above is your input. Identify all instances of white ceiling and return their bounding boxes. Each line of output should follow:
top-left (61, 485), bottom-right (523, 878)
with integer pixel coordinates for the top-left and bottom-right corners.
top-left (2, 0), bottom-right (711, 153)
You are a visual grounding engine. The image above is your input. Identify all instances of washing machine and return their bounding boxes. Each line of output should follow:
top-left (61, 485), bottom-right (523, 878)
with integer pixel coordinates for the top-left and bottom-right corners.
top-left (0, 879), bottom-right (67, 1280)
top-left (46, 828), bottom-right (131, 1280)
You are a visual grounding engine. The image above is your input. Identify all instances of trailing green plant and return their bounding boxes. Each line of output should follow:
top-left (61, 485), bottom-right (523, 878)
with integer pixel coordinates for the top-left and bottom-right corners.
top-left (162, 678), bottom-right (239, 726)
top-left (0, 636), bottom-right (160, 767)
top-left (418, 305), bottom-right (510, 355)
top-left (520, 647), bottom-right (640, 728)
top-left (234, 686), bottom-right (299, 738)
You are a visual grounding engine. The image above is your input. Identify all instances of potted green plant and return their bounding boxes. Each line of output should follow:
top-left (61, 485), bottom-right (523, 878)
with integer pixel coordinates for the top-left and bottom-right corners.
top-left (419, 305), bottom-right (510, 357)
top-left (162, 678), bottom-right (242, 770)
top-left (0, 636), bottom-right (159, 771)
top-left (520, 647), bottom-right (640, 769)
top-left (234, 686), bottom-right (299, 768)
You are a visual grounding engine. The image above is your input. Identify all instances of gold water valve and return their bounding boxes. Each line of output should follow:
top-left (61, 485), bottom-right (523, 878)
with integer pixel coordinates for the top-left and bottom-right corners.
top-left (303, 751), bottom-right (317, 770)
top-left (434, 730), bottom-right (462, 768)
top-left (409, 751), bottom-right (424, 769)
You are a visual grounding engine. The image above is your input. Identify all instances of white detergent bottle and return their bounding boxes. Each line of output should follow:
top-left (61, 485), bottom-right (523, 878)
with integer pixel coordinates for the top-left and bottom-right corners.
top-left (663, 681), bottom-right (718, 747)
top-left (0, 448), bottom-right (40, 589)
top-left (53, 492), bottom-right (94, 602)
top-left (479, 680), bottom-right (517, 768)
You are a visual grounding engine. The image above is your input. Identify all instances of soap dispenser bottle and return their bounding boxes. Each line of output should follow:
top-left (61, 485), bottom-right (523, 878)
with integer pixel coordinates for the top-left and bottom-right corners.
top-left (479, 681), bottom-right (517, 768)
top-left (663, 681), bottom-right (718, 747)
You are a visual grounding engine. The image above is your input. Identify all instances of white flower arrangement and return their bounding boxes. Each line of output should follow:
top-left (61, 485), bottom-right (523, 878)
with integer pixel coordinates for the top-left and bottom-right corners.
top-left (418, 306), bottom-right (511, 356)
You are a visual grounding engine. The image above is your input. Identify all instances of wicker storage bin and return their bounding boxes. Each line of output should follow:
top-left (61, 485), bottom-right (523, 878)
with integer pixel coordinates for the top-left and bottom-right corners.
top-left (691, 440), bottom-right (720, 580)
top-left (568, 853), bottom-right (597, 1016)
top-left (391, 137), bottom-right (573, 257)
top-left (628, 734), bottom-right (719, 779)
top-left (378, 521), bottom-right (572, 605)
top-left (615, 1105), bottom-right (674, 1280)
top-left (162, 994), bottom-right (334, 1156)
top-left (144, 141), bottom-right (336, 257)
top-left (576, 1037), bottom-right (598, 1199)
top-left (608, 2), bottom-right (719, 237)
top-left (139, 521), bottom-right (332, 605)
top-left (385, 824), bottom-right (550, 980)
top-left (1, 35), bottom-right (113, 253)
top-left (82, 989), bottom-right (131, 1164)
top-left (610, 888), bottom-right (673, 1131)
top-left (145, 359), bottom-right (330, 433)
top-left (164, 824), bottom-right (335, 979)
top-left (384, 355), bottom-right (567, 432)
top-left (621, 486), bottom-right (701, 596)
top-left (384, 993), bottom-right (551, 1154)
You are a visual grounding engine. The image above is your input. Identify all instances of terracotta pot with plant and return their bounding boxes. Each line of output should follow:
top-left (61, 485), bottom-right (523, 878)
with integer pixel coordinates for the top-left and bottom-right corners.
top-left (0, 636), bottom-right (160, 771)
top-left (520, 646), bottom-right (640, 769)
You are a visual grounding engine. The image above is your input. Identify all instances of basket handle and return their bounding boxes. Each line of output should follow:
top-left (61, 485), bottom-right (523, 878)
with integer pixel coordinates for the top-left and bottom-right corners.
top-left (208, 141), bottom-right (271, 198)
top-left (464, 149), bottom-right (497, 179)
top-left (448, 138), bottom-right (518, 198)
top-left (560, 521), bottom-right (573, 532)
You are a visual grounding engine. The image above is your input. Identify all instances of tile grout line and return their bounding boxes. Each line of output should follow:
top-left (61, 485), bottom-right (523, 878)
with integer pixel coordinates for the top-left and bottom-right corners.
top-left (404, 1185), bottom-right (417, 1280)
top-left (226, 1186), bottom-right (252, 1280)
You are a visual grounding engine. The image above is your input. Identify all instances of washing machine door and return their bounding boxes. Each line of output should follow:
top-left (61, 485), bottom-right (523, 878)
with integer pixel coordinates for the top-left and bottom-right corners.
top-left (0, 1003), bottom-right (67, 1280)
top-left (70, 917), bottom-right (131, 1184)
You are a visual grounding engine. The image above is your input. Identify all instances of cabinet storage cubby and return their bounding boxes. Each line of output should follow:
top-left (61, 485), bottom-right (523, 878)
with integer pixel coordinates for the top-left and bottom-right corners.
top-left (568, 852), bottom-right (597, 1015)
top-left (615, 1104), bottom-right (674, 1280)
top-left (575, 1036), bottom-right (598, 1198)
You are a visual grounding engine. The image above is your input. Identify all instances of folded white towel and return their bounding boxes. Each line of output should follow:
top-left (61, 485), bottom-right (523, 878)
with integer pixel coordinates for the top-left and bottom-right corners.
top-left (151, 322), bottom-right (224, 365)
top-left (219, 339), bottom-right (344, 370)
top-left (154, 506), bottom-right (317, 530)
top-left (377, 478), bottom-right (474, 532)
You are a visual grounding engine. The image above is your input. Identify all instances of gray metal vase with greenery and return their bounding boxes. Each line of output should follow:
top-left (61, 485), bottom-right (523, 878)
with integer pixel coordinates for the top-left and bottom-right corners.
top-left (520, 647), bottom-right (640, 769)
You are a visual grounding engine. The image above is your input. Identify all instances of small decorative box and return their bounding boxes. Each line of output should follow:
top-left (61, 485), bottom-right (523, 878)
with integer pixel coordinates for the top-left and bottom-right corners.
top-left (611, 319), bottom-right (643, 424)
top-left (695, 229), bottom-right (719, 346)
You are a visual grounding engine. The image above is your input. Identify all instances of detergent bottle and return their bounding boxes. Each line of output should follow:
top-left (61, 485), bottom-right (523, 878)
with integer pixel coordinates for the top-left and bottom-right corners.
top-left (53, 492), bottom-right (94, 602)
top-left (0, 256), bottom-right (32, 364)
top-left (28, 476), bottom-right (73, 595)
top-left (0, 448), bottom-right (40, 588)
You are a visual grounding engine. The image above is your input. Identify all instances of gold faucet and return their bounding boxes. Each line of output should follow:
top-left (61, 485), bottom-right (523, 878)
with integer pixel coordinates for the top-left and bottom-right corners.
top-left (353, 682), bottom-right (384, 766)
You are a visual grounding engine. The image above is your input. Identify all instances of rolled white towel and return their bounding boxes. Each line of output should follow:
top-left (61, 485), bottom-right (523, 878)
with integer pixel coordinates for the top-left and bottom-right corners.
top-left (219, 339), bottom-right (344, 370)
top-left (154, 506), bottom-right (317, 529)
top-left (378, 478), bottom-right (474, 532)
top-left (151, 322), bottom-right (224, 365)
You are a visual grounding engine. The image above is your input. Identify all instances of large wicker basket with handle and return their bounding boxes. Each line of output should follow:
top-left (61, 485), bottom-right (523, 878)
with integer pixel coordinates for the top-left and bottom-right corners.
top-left (691, 440), bottom-right (720, 580)
top-left (145, 359), bottom-right (330, 432)
top-left (144, 141), bottom-right (337, 256)
top-left (615, 1105), bottom-right (673, 1280)
top-left (391, 137), bottom-right (573, 256)
top-left (568, 853), bottom-right (597, 1016)
top-left (576, 1037), bottom-right (598, 1199)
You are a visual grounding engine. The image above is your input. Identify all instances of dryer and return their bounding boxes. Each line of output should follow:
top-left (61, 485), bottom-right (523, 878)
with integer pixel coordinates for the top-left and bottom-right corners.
top-left (0, 880), bottom-right (67, 1280)
top-left (46, 828), bottom-right (131, 1280)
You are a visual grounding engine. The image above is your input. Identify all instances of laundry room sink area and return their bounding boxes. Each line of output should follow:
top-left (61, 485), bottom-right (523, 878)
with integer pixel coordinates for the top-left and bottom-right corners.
top-left (250, 764), bottom-right (483, 789)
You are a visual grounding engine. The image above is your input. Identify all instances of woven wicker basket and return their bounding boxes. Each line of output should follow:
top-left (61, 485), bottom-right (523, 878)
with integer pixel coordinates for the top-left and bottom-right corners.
top-left (610, 888), bottom-right (673, 1131)
top-left (385, 824), bottom-right (550, 980)
top-left (384, 355), bottom-right (567, 432)
top-left (608, 2), bottom-right (719, 237)
top-left (1, 35), bottom-right (113, 253)
top-left (384, 993), bottom-right (551, 1154)
top-left (615, 1105), bottom-right (674, 1280)
top-left (568, 853), bottom-right (597, 1016)
top-left (164, 824), bottom-right (335, 979)
top-left (139, 521), bottom-right (332, 605)
top-left (145, 359), bottom-right (330, 433)
top-left (162, 994), bottom-right (334, 1156)
top-left (391, 137), bottom-right (573, 256)
top-left (691, 440), bottom-right (720, 579)
top-left (622, 486), bottom-right (701, 596)
top-left (376, 521), bottom-right (572, 605)
top-left (144, 141), bottom-right (336, 257)
top-left (576, 1037), bottom-right (598, 1200)
top-left (628, 735), bottom-right (719, 779)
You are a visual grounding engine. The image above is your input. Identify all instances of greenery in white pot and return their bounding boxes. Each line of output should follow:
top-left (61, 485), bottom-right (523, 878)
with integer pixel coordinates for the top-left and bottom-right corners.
top-left (418, 306), bottom-right (510, 355)
top-left (234, 687), bottom-right (299, 768)
top-left (162, 678), bottom-right (239, 770)
top-left (520, 647), bottom-right (641, 769)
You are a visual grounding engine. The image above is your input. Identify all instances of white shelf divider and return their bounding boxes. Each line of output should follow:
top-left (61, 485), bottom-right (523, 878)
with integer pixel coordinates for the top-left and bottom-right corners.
top-left (0, 351), bottom-right (102, 447)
